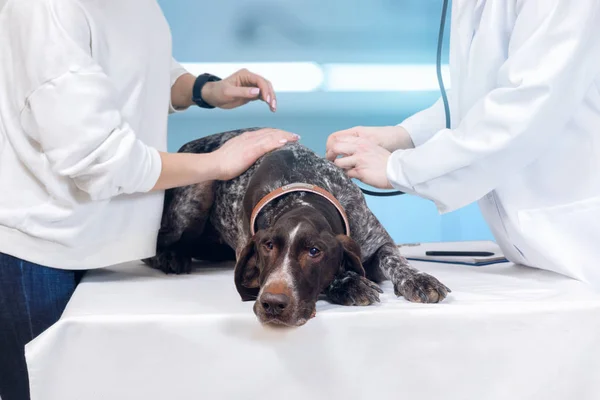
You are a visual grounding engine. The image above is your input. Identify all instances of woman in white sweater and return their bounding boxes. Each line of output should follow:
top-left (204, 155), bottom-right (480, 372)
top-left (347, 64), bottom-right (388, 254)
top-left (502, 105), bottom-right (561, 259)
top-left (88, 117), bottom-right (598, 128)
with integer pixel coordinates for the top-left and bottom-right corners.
top-left (0, 1), bottom-right (298, 399)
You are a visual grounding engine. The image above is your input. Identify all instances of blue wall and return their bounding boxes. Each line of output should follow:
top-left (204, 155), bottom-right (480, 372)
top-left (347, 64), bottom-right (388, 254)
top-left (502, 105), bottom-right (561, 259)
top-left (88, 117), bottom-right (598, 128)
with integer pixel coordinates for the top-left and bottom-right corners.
top-left (162, 0), bottom-right (494, 244)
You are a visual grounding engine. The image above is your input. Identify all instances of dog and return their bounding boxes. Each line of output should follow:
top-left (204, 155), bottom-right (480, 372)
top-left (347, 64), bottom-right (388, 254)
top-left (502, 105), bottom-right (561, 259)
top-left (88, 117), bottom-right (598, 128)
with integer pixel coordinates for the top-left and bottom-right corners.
top-left (144, 128), bottom-right (450, 326)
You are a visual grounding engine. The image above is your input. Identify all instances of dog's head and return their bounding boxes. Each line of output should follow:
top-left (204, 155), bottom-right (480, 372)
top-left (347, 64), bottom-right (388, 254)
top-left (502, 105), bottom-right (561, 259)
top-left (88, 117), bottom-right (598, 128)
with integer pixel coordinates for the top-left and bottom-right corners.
top-left (234, 208), bottom-right (364, 326)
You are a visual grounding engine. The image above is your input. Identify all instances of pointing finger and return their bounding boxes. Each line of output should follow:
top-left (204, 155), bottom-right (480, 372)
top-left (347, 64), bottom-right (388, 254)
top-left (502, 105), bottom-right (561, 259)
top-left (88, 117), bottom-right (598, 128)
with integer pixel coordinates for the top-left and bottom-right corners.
top-left (326, 141), bottom-right (357, 161)
top-left (334, 155), bottom-right (358, 170)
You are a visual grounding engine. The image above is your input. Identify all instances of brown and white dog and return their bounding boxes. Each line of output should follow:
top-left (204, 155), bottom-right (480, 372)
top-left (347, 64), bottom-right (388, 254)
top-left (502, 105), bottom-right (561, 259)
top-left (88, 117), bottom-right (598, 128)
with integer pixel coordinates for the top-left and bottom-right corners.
top-left (144, 128), bottom-right (450, 326)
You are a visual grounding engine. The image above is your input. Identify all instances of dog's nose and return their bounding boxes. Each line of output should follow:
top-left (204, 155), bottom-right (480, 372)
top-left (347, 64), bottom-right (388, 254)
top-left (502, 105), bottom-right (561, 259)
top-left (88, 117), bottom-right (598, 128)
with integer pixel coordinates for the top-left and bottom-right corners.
top-left (260, 292), bottom-right (290, 316)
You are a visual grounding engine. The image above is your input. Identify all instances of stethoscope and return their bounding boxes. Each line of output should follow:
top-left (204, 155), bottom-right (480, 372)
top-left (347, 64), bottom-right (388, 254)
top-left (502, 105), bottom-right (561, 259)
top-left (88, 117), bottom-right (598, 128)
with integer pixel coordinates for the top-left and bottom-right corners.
top-left (360, 0), bottom-right (451, 197)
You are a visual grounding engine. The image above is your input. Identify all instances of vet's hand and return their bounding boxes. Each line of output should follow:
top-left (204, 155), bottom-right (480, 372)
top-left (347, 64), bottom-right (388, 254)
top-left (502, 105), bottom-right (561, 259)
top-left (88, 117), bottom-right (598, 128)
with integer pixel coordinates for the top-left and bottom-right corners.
top-left (326, 126), bottom-right (413, 159)
top-left (202, 69), bottom-right (277, 112)
top-left (213, 129), bottom-right (299, 181)
top-left (328, 136), bottom-right (394, 189)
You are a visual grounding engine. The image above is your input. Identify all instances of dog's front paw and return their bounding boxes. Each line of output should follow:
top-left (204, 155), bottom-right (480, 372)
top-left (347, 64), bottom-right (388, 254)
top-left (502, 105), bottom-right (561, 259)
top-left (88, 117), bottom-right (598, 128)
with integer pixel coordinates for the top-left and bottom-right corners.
top-left (325, 271), bottom-right (383, 306)
top-left (394, 272), bottom-right (451, 303)
top-left (142, 250), bottom-right (191, 275)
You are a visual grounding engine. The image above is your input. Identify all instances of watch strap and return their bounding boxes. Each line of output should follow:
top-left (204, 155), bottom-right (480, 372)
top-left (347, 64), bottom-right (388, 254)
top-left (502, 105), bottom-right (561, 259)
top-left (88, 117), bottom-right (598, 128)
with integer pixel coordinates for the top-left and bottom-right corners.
top-left (192, 73), bottom-right (222, 109)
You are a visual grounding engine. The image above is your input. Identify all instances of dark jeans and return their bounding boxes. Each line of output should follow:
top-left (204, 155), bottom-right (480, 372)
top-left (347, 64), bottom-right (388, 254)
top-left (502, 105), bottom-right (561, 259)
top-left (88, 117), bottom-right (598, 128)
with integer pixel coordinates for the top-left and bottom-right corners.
top-left (0, 253), bottom-right (84, 400)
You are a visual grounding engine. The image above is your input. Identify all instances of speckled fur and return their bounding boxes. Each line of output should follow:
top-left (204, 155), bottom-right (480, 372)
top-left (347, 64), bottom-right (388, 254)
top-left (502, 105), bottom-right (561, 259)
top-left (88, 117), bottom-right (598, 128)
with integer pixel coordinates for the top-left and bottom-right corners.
top-left (144, 128), bottom-right (450, 304)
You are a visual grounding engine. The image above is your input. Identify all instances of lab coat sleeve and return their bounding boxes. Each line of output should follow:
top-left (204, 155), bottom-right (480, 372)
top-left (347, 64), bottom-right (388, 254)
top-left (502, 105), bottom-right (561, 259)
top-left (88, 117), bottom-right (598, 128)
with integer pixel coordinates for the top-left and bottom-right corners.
top-left (397, 93), bottom-right (451, 147)
top-left (169, 58), bottom-right (191, 114)
top-left (12, 0), bottom-right (162, 201)
top-left (387, 0), bottom-right (600, 213)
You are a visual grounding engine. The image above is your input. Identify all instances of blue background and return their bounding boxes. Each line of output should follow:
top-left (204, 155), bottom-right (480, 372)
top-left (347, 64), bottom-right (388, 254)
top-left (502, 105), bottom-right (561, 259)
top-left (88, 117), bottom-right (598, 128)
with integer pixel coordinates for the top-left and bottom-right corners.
top-left (159, 0), bottom-right (494, 244)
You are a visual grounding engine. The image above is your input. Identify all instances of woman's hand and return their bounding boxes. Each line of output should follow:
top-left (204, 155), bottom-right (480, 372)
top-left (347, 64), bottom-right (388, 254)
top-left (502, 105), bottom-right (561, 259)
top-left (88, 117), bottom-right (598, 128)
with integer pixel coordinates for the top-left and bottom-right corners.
top-left (202, 69), bottom-right (277, 112)
top-left (212, 128), bottom-right (299, 180)
top-left (152, 129), bottom-right (299, 191)
top-left (326, 126), bottom-right (414, 159)
top-left (326, 135), bottom-right (394, 189)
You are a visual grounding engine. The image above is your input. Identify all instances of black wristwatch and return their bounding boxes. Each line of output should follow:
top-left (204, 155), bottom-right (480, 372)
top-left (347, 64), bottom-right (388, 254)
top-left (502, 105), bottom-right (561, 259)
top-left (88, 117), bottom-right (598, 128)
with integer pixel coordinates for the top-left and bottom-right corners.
top-left (192, 73), bottom-right (222, 109)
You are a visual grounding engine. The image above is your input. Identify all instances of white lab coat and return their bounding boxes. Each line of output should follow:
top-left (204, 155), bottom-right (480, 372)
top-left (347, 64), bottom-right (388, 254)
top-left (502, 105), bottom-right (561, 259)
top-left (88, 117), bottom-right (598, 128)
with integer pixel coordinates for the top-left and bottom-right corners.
top-left (388, 0), bottom-right (600, 288)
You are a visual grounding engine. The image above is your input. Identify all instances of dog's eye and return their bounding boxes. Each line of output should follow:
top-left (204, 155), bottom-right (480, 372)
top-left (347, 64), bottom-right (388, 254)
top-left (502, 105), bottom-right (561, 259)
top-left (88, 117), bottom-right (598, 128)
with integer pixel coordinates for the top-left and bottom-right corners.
top-left (263, 241), bottom-right (274, 251)
top-left (308, 247), bottom-right (321, 257)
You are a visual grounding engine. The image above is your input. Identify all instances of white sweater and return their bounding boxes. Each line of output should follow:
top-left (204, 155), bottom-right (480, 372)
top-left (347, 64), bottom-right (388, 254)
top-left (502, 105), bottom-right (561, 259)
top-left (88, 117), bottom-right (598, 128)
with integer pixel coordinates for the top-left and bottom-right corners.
top-left (0, 0), bottom-right (188, 269)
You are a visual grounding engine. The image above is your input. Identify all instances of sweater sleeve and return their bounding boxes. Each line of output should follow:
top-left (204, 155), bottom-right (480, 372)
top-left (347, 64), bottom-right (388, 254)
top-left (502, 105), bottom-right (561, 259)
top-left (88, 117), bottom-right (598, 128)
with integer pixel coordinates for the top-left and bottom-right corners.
top-left (11, 0), bottom-right (162, 201)
top-left (169, 58), bottom-right (191, 114)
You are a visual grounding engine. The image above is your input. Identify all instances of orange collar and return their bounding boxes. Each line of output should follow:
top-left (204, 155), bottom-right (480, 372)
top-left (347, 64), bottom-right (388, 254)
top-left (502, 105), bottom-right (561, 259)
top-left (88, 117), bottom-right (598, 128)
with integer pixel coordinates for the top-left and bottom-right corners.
top-left (249, 183), bottom-right (351, 236)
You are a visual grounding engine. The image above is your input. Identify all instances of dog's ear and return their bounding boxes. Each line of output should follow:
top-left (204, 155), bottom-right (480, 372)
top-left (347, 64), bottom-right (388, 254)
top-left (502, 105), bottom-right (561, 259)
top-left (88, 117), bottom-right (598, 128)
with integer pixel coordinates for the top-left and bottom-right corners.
top-left (234, 236), bottom-right (261, 301)
top-left (336, 235), bottom-right (366, 277)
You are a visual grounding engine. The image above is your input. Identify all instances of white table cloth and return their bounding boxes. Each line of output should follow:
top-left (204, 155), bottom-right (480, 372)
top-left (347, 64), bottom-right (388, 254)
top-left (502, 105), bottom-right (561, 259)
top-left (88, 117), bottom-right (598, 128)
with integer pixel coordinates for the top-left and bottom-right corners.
top-left (26, 245), bottom-right (600, 400)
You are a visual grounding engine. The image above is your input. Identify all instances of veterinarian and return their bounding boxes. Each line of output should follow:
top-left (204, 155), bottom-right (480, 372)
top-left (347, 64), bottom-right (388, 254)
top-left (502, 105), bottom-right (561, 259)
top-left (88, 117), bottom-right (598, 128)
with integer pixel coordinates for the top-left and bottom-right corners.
top-left (0, 1), bottom-right (299, 399)
top-left (326, 1), bottom-right (600, 289)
